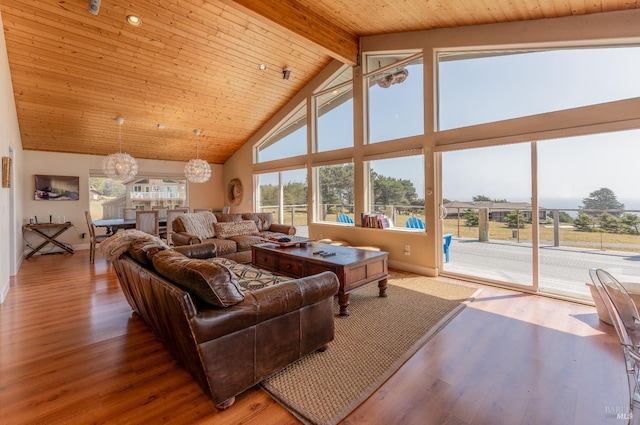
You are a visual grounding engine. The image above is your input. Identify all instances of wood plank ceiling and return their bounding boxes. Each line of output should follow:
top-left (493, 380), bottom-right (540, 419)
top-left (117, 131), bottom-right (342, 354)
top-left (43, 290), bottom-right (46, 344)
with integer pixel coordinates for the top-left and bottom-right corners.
top-left (1, 0), bottom-right (638, 165)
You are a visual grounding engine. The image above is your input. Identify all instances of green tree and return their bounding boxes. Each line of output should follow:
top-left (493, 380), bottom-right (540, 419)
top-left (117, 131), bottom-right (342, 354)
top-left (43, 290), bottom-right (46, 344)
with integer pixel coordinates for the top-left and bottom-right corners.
top-left (620, 213), bottom-right (640, 234)
top-left (573, 211), bottom-right (596, 232)
top-left (319, 164), bottom-right (354, 209)
top-left (463, 209), bottom-right (478, 227)
top-left (283, 182), bottom-right (307, 205)
top-left (371, 171), bottom-right (418, 206)
top-left (473, 195), bottom-right (492, 202)
top-left (581, 187), bottom-right (625, 216)
top-left (260, 184), bottom-right (278, 206)
top-left (472, 195), bottom-right (507, 203)
top-left (504, 210), bottom-right (526, 228)
top-left (597, 212), bottom-right (622, 233)
top-left (557, 211), bottom-right (573, 223)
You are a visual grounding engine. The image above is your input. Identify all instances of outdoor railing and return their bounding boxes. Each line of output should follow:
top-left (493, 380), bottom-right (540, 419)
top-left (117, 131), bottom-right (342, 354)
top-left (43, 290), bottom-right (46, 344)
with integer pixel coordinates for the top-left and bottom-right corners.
top-left (444, 207), bottom-right (640, 253)
top-left (258, 203), bottom-right (426, 228)
top-left (129, 192), bottom-right (184, 200)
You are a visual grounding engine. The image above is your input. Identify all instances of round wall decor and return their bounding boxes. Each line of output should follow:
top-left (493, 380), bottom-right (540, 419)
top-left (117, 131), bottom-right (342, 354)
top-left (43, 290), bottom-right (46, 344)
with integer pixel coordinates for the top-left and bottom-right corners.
top-left (227, 178), bottom-right (243, 206)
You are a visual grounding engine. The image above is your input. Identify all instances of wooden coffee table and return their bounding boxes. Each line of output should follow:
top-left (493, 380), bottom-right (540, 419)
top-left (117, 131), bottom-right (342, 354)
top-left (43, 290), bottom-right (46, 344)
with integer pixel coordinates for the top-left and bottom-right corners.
top-left (252, 242), bottom-right (389, 317)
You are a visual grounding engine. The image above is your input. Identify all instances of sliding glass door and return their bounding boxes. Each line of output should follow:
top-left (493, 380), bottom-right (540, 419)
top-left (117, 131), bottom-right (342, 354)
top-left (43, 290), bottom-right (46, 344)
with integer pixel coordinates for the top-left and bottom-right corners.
top-left (538, 130), bottom-right (640, 300)
top-left (441, 130), bottom-right (640, 300)
top-left (441, 143), bottom-right (534, 289)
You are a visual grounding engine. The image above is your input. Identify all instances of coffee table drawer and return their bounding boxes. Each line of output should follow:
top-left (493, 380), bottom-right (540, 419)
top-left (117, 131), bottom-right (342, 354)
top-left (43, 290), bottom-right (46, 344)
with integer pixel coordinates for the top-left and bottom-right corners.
top-left (278, 257), bottom-right (304, 277)
top-left (306, 262), bottom-right (338, 277)
top-left (253, 249), bottom-right (278, 271)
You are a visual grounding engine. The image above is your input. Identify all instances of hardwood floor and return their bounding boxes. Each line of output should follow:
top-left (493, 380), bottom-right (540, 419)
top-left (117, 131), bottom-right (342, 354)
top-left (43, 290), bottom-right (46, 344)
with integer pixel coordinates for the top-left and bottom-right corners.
top-left (0, 250), bottom-right (627, 424)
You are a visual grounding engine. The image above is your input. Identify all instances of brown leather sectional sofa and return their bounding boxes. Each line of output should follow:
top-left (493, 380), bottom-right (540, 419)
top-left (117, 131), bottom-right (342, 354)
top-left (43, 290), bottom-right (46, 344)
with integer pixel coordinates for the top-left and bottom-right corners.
top-left (110, 238), bottom-right (339, 409)
top-left (171, 212), bottom-right (295, 263)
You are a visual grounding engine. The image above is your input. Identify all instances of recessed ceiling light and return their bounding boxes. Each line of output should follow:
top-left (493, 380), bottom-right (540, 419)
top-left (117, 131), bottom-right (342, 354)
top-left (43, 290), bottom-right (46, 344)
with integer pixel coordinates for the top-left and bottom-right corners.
top-left (258, 63), bottom-right (267, 70)
top-left (126, 15), bottom-right (142, 27)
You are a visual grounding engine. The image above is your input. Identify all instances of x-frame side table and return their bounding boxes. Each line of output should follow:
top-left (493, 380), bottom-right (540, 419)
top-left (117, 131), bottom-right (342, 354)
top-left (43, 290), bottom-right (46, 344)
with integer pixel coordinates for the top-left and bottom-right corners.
top-left (23, 222), bottom-right (75, 258)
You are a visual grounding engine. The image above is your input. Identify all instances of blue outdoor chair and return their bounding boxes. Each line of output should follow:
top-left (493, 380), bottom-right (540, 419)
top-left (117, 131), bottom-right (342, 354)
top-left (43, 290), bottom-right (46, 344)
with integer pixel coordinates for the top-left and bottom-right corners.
top-left (405, 216), bottom-right (425, 229)
top-left (337, 213), bottom-right (354, 224)
top-left (443, 233), bottom-right (453, 263)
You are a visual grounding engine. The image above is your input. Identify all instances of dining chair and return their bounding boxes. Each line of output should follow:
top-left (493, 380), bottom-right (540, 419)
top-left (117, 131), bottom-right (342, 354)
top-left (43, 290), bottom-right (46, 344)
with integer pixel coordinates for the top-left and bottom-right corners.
top-left (194, 208), bottom-right (213, 213)
top-left (165, 208), bottom-right (189, 245)
top-left (84, 211), bottom-right (109, 264)
top-left (589, 268), bottom-right (640, 424)
top-left (123, 208), bottom-right (137, 220)
top-left (152, 206), bottom-right (168, 220)
top-left (136, 210), bottom-right (160, 237)
top-left (222, 206), bottom-right (230, 214)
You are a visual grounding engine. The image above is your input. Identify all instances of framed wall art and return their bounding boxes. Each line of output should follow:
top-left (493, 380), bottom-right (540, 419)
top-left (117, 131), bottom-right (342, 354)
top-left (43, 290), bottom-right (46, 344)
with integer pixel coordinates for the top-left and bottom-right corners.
top-left (1, 157), bottom-right (10, 188)
top-left (34, 174), bottom-right (80, 200)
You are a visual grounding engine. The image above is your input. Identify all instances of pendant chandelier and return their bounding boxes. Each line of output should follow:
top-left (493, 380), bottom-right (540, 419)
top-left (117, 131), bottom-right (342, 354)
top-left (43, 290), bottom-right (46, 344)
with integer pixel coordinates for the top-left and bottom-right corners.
top-left (102, 117), bottom-right (138, 181)
top-left (184, 129), bottom-right (211, 183)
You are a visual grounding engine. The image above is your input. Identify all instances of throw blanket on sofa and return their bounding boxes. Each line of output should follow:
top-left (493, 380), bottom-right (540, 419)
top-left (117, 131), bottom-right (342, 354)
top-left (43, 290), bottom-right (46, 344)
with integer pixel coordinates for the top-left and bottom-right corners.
top-left (99, 230), bottom-right (169, 261)
top-left (180, 212), bottom-right (217, 239)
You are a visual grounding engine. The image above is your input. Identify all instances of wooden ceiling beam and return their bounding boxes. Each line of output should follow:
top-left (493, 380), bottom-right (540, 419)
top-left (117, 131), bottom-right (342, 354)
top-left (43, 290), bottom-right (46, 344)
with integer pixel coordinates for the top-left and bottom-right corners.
top-left (222, 0), bottom-right (359, 66)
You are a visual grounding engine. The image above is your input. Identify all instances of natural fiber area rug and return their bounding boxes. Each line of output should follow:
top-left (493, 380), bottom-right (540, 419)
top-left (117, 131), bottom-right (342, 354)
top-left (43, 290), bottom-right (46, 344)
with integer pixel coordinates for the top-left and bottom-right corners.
top-left (261, 271), bottom-right (480, 425)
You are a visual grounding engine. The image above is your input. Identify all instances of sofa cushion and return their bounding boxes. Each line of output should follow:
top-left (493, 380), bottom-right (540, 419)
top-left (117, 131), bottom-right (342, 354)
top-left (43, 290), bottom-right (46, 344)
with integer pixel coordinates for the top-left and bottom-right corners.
top-left (210, 238), bottom-right (238, 257)
top-left (177, 212), bottom-right (217, 239)
top-left (228, 234), bottom-right (264, 252)
top-left (242, 213), bottom-right (273, 231)
top-left (214, 213), bottom-right (243, 223)
top-left (128, 239), bottom-right (167, 267)
top-left (152, 250), bottom-right (244, 307)
top-left (214, 220), bottom-right (260, 239)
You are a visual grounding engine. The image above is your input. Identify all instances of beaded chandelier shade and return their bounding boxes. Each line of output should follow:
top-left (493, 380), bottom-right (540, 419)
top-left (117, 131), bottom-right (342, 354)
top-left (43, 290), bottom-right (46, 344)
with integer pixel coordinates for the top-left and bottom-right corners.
top-left (102, 117), bottom-right (138, 181)
top-left (184, 129), bottom-right (211, 183)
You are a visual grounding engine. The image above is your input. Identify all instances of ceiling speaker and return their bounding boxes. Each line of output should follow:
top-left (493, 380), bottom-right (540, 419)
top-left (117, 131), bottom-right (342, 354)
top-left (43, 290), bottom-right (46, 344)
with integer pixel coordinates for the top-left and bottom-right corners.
top-left (88, 0), bottom-right (101, 15)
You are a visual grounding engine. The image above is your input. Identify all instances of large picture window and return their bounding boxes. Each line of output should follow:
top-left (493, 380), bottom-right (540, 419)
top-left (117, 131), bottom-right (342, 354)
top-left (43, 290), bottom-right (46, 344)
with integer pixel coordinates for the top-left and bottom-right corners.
top-left (313, 163), bottom-right (354, 224)
top-left (256, 169), bottom-right (308, 230)
top-left (366, 53), bottom-right (424, 144)
top-left (315, 67), bottom-right (354, 152)
top-left (366, 155), bottom-right (425, 229)
top-left (89, 175), bottom-right (187, 220)
top-left (438, 46), bottom-right (640, 130)
top-left (256, 102), bottom-right (307, 162)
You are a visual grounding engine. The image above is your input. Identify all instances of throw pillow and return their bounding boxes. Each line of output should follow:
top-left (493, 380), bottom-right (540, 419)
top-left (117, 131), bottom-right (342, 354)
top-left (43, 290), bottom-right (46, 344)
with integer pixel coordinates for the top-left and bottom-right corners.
top-left (213, 220), bottom-right (260, 239)
top-left (151, 250), bottom-right (244, 307)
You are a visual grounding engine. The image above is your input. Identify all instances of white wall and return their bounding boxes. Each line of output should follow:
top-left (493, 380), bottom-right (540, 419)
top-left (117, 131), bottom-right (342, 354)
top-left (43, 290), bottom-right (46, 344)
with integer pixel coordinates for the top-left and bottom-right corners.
top-left (21, 151), bottom-right (223, 254)
top-left (0, 9), bottom-right (23, 302)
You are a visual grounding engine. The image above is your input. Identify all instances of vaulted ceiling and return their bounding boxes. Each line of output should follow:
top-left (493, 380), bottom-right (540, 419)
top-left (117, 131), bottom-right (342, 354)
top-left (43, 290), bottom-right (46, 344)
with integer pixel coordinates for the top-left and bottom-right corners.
top-left (1, 1), bottom-right (638, 164)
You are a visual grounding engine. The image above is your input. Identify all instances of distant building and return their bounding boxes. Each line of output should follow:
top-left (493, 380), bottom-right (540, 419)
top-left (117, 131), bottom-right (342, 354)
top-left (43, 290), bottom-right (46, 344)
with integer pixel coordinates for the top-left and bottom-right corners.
top-left (89, 186), bottom-right (102, 201)
top-left (101, 178), bottom-right (188, 219)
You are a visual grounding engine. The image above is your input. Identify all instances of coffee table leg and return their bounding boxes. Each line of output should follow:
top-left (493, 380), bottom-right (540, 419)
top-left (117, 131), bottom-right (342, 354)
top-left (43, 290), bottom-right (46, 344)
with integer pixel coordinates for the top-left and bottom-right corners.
top-left (338, 293), bottom-right (350, 317)
top-left (378, 278), bottom-right (388, 298)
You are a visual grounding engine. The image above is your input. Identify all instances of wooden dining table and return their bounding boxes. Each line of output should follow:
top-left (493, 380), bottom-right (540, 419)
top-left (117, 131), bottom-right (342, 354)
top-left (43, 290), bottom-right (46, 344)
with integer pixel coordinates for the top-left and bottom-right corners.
top-left (93, 218), bottom-right (167, 235)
